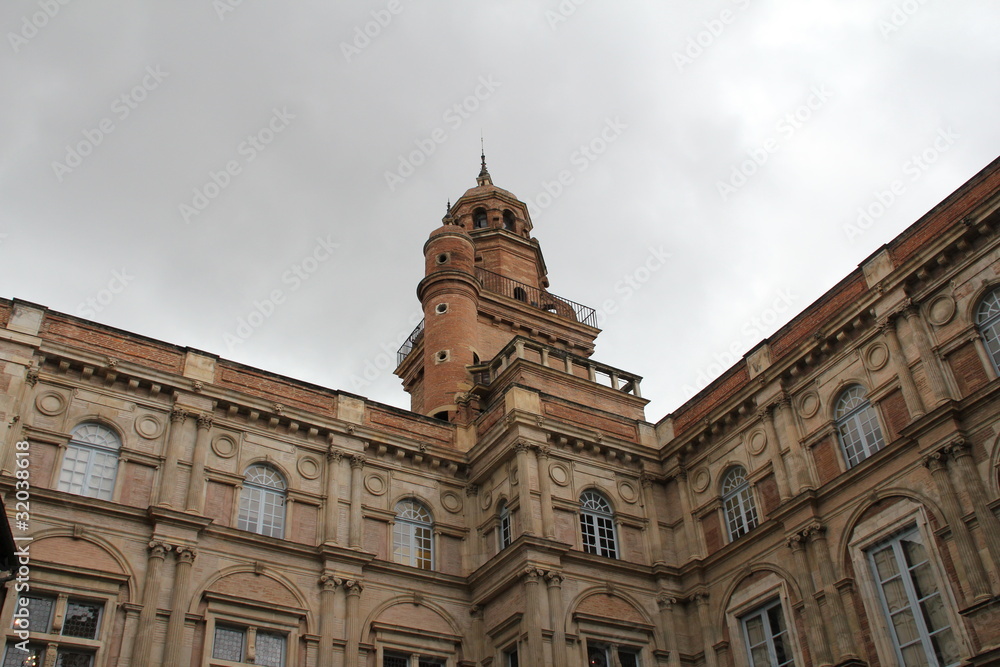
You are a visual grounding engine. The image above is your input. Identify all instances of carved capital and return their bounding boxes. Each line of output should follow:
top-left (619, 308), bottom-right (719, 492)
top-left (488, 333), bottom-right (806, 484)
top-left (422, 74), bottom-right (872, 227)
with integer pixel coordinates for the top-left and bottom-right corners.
top-left (465, 483), bottom-right (479, 497)
top-left (175, 546), bottom-right (197, 564)
top-left (802, 522), bottom-right (826, 541)
top-left (544, 570), bottom-right (564, 587)
top-left (170, 408), bottom-right (188, 424)
top-left (639, 471), bottom-right (655, 489)
top-left (944, 437), bottom-right (971, 461)
top-left (344, 579), bottom-right (363, 596)
top-left (693, 592), bottom-right (709, 606)
top-left (923, 450), bottom-right (949, 473)
top-left (350, 454), bottom-right (367, 470)
top-left (513, 441), bottom-right (530, 456)
top-left (523, 566), bottom-right (542, 582)
top-left (196, 414), bottom-right (213, 430)
top-left (534, 444), bottom-right (551, 460)
top-left (469, 604), bottom-right (483, 619)
top-left (148, 541), bottom-right (171, 558)
top-left (756, 406), bottom-right (773, 424)
top-left (656, 594), bottom-right (677, 610)
top-left (25, 368), bottom-right (40, 387)
top-left (786, 533), bottom-right (806, 552)
top-left (327, 448), bottom-right (344, 463)
top-left (320, 574), bottom-right (343, 591)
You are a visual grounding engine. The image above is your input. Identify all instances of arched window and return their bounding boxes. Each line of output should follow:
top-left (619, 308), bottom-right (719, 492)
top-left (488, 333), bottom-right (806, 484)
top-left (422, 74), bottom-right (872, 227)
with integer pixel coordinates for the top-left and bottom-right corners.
top-left (498, 500), bottom-right (512, 550)
top-left (503, 210), bottom-right (516, 231)
top-left (975, 286), bottom-right (1000, 373)
top-left (394, 499), bottom-right (433, 569)
top-left (835, 385), bottom-right (885, 468)
top-left (579, 490), bottom-right (618, 558)
top-left (473, 208), bottom-right (488, 229)
top-left (721, 466), bottom-right (758, 541)
top-left (238, 464), bottom-right (287, 538)
top-left (58, 423), bottom-right (121, 501)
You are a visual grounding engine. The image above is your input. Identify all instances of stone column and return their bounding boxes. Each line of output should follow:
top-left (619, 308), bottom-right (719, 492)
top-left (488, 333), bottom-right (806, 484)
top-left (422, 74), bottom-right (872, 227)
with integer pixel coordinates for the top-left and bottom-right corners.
top-left (641, 473), bottom-right (665, 565)
top-left (524, 567), bottom-right (545, 664)
top-left (161, 547), bottom-right (196, 666)
top-left (545, 571), bottom-right (567, 667)
top-left (184, 414), bottom-right (213, 513)
top-left (344, 579), bottom-right (363, 667)
top-left (674, 467), bottom-right (700, 559)
top-left (464, 484), bottom-right (480, 569)
top-left (774, 396), bottom-right (812, 492)
top-left (318, 574), bottom-right (341, 667)
top-left (132, 540), bottom-right (171, 667)
top-left (924, 451), bottom-right (992, 602)
top-left (903, 305), bottom-right (951, 405)
top-left (947, 439), bottom-right (1000, 589)
top-left (880, 317), bottom-right (925, 418)
top-left (158, 408), bottom-right (188, 507)
top-left (469, 606), bottom-right (485, 665)
top-left (514, 442), bottom-right (537, 536)
top-left (323, 449), bottom-right (343, 545)
top-left (787, 533), bottom-right (832, 666)
top-left (536, 446), bottom-right (556, 539)
top-left (804, 525), bottom-right (856, 662)
top-left (348, 454), bottom-right (366, 549)
top-left (655, 595), bottom-right (682, 667)
top-left (758, 407), bottom-right (791, 500)
top-left (694, 594), bottom-right (718, 667)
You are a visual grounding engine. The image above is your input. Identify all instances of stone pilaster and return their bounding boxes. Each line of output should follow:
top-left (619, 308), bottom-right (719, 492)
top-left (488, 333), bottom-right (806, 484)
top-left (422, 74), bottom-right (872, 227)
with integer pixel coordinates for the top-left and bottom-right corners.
top-left (879, 316), bottom-right (925, 418)
top-left (348, 454), bottom-right (366, 549)
top-left (514, 442), bottom-right (537, 536)
top-left (184, 414), bottom-right (213, 512)
top-left (162, 546), bottom-right (196, 666)
top-left (656, 594), bottom-right (682, 667)
top-left (545, 571), bottom-right (567, 667)
top-left (318, 574), bottom-right (342, 667)
top-left (774, 395), bottom-right (812, 492)
top-left (469, 605), bottom-right (485, 665)
top-left (535, 446), bottom-right (556, 539)
top-left (523, 567), bottom-right (544, 664)
top-left (758, 406), bottom-right (791, 500)
top-left (641, 473), bottom-right (665, 564)
top-left (323, 449), bottom-right (344, 544)
top-left (694, 594), bottom-right (718, 667)
top-left (924, 450), bottom-right (991, 602)
top-left (946, 439), bottom-right (1000, 591)
top-left (902, 304), bottom-right (951, 405)
top-left (132, 540), bottom-right (171, 667)
top-left (344, 579), bottom-right (363, 667)
top-left (787, 533), bottom-right (832, 666)
top-left (804, 524), bottom-right (857, 662)
top-left (158, 408), bottom-right (188, 507)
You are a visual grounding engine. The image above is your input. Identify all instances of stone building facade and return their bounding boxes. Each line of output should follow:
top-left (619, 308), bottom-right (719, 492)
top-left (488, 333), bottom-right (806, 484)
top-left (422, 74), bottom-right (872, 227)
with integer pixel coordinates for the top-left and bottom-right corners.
top-left (1, 156), bottom-right (999, 667)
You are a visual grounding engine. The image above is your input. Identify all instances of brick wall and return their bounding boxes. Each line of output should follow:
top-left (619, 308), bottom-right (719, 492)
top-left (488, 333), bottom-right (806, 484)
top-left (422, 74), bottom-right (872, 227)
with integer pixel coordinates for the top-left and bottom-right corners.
top-left (948, 342), bottom-right (989, 397)
top-left (812, 436), bottom-right (841, 486)
top-left (879, 388), bottom-right (909, 441)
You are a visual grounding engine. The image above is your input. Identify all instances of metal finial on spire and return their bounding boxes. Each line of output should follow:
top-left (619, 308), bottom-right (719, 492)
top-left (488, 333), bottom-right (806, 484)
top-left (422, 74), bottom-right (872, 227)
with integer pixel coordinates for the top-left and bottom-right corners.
top-left (477, 134), bottom-right (492, 186)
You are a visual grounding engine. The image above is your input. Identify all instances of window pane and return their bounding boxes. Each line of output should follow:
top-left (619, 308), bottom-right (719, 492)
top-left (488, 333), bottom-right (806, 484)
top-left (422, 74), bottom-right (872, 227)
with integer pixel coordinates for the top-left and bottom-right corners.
top-left (238, 486), bottom-right (262, 532)
top-left (213, 626), bottom-right (245, 661)
top-left (383, 655), bottom-right (408, 667)
top-left (871, 546), bottom-right (899, 580)
top-left (931, 627), bottom-right (960, 666)
top-left (900, 643), bottom-right (925, 667)
top-left (62, 600), bottom-right (101, 639)
top-left (256, 631), bottom-right (285, 667)
top-left (881, 577), bottom-right (909, 613)
top-left (745, 615), bottom-right (765, 645)
top-left (3, 645), bottom-right (45, 667)
top-left (54, 652), bottom-right (93, 667)
top-left (890, 608), bottom-right (920, 645)
top-left (14, 596), bottom-right (54, 633)
top-left (618, 649), bottom-right (640, 667)
top-left (58, 446), bottom-right (91, 495)
top-left (920, 595), bottom-right (950, 633)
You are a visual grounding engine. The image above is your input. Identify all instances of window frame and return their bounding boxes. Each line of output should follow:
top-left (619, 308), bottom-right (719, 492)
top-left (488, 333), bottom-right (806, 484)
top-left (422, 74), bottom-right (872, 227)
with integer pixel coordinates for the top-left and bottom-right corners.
top-left (579, 490), bottom-right (618, 559)
top-left (2, 592), bottom-right (106, 667)
top-left (497, 500), bottom-right (512, 551)
top-left (57, 422), bottom-right (122, 501)
top-left (849, 502), bottom-right (968, 667)
top-left (834, 384), bottom-right (886, 468)
top-left (392, 498), bottom-right (435, 570)
top-left (975, 285), bottom-right (1000, 374)
top-left (237, 463), bottom-right (287, 539)
top-left (724, 574), bottom-right (804, 667)
top-left (211, 623), bottom-right (287, 667)
top-left (721, 466), bottom-right (759, 542)
top-left (584, 640), bottom-right (643, 667)
top-left (739, 598), bottom-right (796, 667)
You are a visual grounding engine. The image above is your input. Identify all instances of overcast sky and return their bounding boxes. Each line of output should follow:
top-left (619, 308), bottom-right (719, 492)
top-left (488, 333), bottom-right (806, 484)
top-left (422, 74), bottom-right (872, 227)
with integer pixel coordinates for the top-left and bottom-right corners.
top-left (2, 1), bottom-right (998, 422)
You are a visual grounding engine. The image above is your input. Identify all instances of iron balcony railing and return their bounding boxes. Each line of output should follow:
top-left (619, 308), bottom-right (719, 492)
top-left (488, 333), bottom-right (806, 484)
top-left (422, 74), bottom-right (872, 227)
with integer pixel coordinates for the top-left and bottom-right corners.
top-left (397, 319), bottom-right (424, 366)
top-left (475, 267), bottom-right (598, 327)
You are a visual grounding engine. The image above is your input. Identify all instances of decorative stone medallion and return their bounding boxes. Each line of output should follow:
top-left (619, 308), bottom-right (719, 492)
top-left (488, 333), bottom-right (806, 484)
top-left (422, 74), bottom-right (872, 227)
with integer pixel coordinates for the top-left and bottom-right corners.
top-left (865, 342), bottom-right (889, 371)
top-left (798, 391), bottom-right (820, 419)
top-left (927, 295), bottom-right (956, 326)
top-left (479, 489), bottom-right (493, 511)
top-left (747, 428), bottom-right (768, 456)
top-left (691, 467), bottom-right (711, 493)
top-left (297, 455), bottom-right (321, 480)
top-left (35, 391), bottom-right (67, 416)
top-left (549, 462), bottom-right (570, 487)
top-left (211, 434), bottom-right (238, 459)
top-left (440, 490), bottom-right (463, 514)
top-left (134, 414), bottom-right (164, 439)
top-left (363, 473), bottom-right (386, 496)
top-left (617, 480), bottom-right (638, 504)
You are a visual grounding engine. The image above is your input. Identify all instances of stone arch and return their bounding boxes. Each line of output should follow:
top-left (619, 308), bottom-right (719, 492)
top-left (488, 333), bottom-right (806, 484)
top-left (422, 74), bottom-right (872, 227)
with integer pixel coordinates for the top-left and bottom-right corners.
top-left (566, 586), bottom-right (658, 649)
top-left (363, 594), bottom-right (463, 640)
top-left (240, 458), bottom-right (292, 489)
top-left (990, 430), bottom-right (1000, 496)
top-left (189, 564), bottom-right (313, 632)
top-left (835, 487), bottom-right (947, 571)
top-left (963, 279), bottom-right (1000, 327)
top-left (29, 529), bottom-right (135, 600)
top-left (826, 378), bottom-right (874, 421)
top-left (575, 484), bottom-right (619, 514)
top-left (716, 563), bottom-right (802, 627)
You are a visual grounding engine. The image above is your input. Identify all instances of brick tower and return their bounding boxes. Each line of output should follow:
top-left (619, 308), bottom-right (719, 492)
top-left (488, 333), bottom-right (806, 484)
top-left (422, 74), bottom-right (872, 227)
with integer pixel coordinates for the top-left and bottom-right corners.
top-left (394, 156), bottom-right (605, 423)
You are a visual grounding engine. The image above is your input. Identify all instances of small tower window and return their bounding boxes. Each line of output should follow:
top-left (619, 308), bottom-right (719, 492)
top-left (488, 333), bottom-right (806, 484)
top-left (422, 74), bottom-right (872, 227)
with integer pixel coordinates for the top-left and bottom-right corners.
top-left (435, 253), bottom-right (449, 265)
top-left (503, 210), bottom-right (516, 231)
top-left (513, 287), bottom-right (527, 302)
top-left (473, 208), bottom-right (488, 229)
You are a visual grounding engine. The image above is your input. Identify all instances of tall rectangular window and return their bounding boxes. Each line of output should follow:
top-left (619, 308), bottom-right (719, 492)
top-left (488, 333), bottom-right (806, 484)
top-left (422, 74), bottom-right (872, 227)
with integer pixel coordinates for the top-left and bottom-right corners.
top-left (740, 599), bottom-right (795, 667)
top-left (212, 625), bottom-right (286, 667)
top-left (867, 528), bottom-right (960, 666)
top-left (3, 595), bottom-right (102, 667)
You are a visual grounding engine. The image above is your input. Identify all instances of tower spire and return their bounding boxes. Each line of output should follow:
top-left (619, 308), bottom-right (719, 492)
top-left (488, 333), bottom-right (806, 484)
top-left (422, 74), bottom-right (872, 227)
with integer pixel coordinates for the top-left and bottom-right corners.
top-left (477, 135), bottom-right (492, 186)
